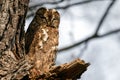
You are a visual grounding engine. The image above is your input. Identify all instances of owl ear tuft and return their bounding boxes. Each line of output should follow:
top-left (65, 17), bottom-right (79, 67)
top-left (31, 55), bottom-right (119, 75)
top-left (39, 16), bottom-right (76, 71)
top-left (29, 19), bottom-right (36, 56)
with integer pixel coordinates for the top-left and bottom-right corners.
top-left (36, 7), bottom-right (47, 15)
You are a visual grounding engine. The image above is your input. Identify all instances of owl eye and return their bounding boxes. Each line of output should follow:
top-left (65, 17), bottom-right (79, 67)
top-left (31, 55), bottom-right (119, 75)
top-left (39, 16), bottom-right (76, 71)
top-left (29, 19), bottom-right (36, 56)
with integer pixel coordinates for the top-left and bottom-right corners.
top-left (51, 18), bottom-right (59, 28)
top-left (38, 15), bottom-right (46, 19)
top-left (37, 14), bottom-right (48, 23)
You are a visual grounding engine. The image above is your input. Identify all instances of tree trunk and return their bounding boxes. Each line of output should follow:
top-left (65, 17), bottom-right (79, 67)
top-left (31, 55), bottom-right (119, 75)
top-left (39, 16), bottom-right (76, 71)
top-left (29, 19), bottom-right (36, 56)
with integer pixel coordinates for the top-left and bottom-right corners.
top-left (0, 0), bottom-right (89, 80)
top-left (0, 0), bottom-right (32, 79)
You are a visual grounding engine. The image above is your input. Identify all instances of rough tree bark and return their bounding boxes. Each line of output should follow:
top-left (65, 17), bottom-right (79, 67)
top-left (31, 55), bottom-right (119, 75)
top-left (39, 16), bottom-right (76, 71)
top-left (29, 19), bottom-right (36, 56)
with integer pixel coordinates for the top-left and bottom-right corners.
top-left (0, 0), bottom-right (32, 79)
top-left (0, 0), bottom-right (89, 80)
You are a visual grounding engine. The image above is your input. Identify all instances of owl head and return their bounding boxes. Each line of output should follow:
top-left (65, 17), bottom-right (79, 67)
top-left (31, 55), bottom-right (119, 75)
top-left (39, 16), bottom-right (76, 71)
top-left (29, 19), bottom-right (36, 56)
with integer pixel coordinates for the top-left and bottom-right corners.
top-left (35, 7), bottom-right (60, 28)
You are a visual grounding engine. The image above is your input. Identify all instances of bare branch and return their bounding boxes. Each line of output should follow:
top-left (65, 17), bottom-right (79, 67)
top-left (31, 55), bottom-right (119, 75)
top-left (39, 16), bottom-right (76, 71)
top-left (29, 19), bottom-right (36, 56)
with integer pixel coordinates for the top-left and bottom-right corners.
top-left (59, 28), bottom-right (120, 52)
top-left (27, 0), bottom-right (106, 18)
top-left (29, 0), bottom-right (64, 10)
top-left (55, 0), bottom-right (107, 9)
top-left (99, 28), bottom-right (120, 37)
top-left (94, 0), bottom-right (116, 36)
top-left (58, 0), bottom-right (117, 52)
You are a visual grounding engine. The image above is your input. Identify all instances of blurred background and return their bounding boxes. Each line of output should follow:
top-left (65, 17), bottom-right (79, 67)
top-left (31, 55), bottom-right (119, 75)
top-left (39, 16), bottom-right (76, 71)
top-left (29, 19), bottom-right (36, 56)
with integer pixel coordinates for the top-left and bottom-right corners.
top-left (26, 0), bottom-right (120, 80)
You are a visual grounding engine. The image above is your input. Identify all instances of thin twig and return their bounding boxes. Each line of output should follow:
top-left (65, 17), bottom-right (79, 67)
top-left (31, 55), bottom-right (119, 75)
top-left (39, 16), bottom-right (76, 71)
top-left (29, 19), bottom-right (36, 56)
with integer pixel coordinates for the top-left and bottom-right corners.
top-left (78, 42), bottom-right (88, 57)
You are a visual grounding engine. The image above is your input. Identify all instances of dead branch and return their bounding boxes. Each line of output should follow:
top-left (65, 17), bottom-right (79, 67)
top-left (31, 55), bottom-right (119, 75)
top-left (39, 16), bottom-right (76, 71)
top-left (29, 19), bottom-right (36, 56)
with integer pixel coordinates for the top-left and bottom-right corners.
top-left (35, 59), bottom-right (89, 80)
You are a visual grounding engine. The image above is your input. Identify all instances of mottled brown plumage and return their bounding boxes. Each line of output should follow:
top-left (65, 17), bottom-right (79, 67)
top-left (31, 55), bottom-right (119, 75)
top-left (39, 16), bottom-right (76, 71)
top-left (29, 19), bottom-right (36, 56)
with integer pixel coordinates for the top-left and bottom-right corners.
top-left (25, 7), bottom-right (60, 78)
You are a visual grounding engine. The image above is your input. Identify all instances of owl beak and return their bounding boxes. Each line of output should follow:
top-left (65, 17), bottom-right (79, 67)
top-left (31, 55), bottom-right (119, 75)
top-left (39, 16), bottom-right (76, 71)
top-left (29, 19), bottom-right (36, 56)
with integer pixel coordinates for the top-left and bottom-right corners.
top-left (48, 22), bottom-right (51, 26)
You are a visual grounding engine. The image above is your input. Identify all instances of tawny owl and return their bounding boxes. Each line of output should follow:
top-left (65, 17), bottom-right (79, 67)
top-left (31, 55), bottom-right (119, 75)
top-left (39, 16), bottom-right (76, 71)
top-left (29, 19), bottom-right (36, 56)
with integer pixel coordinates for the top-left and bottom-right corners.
top-left (25, 7), bottom-right (60, 78)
